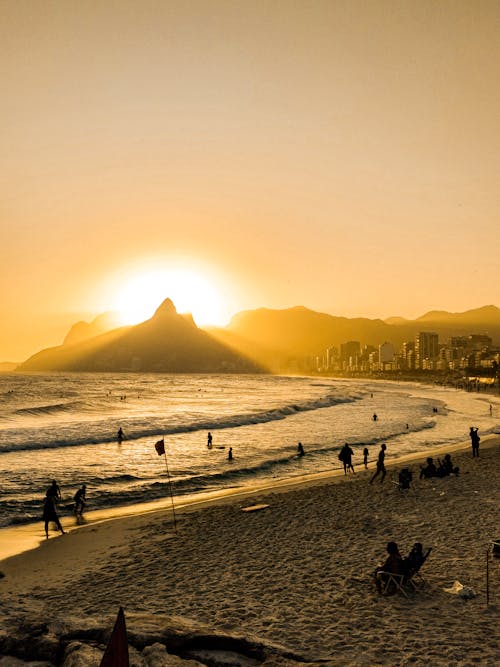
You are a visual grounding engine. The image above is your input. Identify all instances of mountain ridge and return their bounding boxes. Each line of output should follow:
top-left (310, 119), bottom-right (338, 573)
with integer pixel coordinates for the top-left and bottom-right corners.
top-left (15, 302), bottom-right (500, 373)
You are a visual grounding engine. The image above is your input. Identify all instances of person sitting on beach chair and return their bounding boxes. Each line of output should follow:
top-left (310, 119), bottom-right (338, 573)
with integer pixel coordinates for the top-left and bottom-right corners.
top-left (403, 543), bottom-right (432, 590)
top-left (419, 457), bottom-right (437, 479)
top-left (405, 543), bottom-right (431, 571)
top-left (375, 541), bottom-right (432, 597)
top-left (374, 541), bottom-right (405, 595)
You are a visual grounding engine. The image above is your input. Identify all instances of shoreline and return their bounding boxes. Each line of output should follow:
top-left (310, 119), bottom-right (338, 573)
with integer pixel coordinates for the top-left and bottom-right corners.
top-left (0, 435), bottom-right (498, 665)
top-left (1, 434), bottom-right (497, 564)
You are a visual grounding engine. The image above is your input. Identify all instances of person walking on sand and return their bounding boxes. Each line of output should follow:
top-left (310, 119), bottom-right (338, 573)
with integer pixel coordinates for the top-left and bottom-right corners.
top-left (297, 442), bottom-right (305, 457)
top-left (469, 426), bottom-right (480, 457)
top-left (43, 494), bottom-right (65, 538)
top-left (207, 431), bottom-right (213, 448)
top-left (370, 444), bottom-right (387, 484)
top-left (363, 447), bottom-right (369, 469)
top-left (228, 447), bottom-right (233, 461)
top-left (74, 484), bottom-right (86, 516)
top-left (339, 443), bottom-right (355, 475)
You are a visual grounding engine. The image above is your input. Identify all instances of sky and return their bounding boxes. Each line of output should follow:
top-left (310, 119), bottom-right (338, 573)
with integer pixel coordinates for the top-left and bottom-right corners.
top-left (1, 0), bottom-right (499, 360)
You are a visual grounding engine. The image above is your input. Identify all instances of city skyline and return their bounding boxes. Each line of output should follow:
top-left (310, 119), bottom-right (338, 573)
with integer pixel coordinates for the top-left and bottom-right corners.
top-left (2, 1), bottom-right (499, 360)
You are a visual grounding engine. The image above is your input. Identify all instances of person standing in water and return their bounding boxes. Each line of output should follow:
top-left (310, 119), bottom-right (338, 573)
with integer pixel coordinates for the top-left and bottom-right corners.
top-left (370, 444), bottom-right (387, 484)
top-left (46, 479), bottom-right (61, 502)
top-left (228, 447), bottom-right (233, 461)
top-left (43, 482), bottom-right (64, 538)
top-left (117, 427), bottom-right (124, 442)
top-left (74, 484), bottom-right (87, 517)
top-left (297, 442), bottom-right (305, 457)
top-left (207, 432), bottom-right (213, 448)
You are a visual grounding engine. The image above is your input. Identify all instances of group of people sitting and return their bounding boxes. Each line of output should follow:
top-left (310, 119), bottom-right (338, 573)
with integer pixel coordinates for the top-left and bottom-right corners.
top-left (374, 541), bottom-right (431, 594)
top-left (419, 453), bottom-right (459, 480)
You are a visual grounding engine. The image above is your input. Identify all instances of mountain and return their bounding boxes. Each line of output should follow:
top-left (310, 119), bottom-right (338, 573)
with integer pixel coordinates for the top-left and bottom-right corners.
top-left (416, 305), bottom-right (500, 325)
top-left (18, 299), bottom-right (264, 373)
top-left (208, 304), bottom-right (500, 372)
top-left (0, 362), bottom-right (18, 372)
top-left (209, 306), bottom-right (399, 371)
top-left (18, 302), bottom-right (500, 374)
top-left (63, 311), bottom-right (120, 346)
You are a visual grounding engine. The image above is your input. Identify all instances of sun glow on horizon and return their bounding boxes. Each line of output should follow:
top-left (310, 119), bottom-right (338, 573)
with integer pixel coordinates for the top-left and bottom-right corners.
top-left (112, 268), bottom-right (227, 327)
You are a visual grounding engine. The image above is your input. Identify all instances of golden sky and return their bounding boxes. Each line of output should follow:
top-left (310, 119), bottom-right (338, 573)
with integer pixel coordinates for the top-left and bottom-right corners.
top-left (1, 1), bottom-right (499, 360)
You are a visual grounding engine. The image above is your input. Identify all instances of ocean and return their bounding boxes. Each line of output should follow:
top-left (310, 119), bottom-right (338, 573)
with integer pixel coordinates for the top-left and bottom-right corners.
top-left (0, 372), bottom-right (498, 528)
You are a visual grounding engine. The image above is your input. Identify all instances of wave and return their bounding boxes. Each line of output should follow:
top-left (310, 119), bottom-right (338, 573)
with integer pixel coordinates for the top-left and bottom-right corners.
top-left (14, 402), bottom-right (78, 416)
top-left (0, 392), bottom-right (359, 454)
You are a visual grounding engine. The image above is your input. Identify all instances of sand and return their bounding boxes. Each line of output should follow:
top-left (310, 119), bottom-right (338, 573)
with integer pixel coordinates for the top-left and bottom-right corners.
top-left (1, 437), bottom-right (499, 666)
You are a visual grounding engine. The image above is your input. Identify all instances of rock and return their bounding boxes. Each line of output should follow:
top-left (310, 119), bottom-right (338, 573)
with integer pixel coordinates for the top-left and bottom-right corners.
top-left (61, 641), bottom-right (103, 667)
top-left (142, 643), bottom-right (203, 666)
top-left (0, 658), bottom-right (52, 667)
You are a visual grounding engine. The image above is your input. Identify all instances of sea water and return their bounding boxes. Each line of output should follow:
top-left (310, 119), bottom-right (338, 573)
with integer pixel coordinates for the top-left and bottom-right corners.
top-left (0, 372), bottom-right (498, 528)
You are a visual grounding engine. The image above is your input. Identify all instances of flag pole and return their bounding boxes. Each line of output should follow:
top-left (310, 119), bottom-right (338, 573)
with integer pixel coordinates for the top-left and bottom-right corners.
top-left (162, 438), bottom-right (177, 533)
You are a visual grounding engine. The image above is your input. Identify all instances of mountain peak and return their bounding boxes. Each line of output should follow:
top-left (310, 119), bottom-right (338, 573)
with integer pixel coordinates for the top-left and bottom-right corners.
top-left (153, 298), bottom-right (178, 318)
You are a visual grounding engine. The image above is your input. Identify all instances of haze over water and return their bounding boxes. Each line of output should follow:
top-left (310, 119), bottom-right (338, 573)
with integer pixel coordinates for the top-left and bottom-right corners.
top-left (1, 373), bottom-right (499, 529)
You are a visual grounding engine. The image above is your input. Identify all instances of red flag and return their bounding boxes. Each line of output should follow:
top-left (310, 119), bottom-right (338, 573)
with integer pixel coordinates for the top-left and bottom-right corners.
top-left (99, 607), bottom-right (129, 667)
top-left (155, 439), bottom-right (165, 456)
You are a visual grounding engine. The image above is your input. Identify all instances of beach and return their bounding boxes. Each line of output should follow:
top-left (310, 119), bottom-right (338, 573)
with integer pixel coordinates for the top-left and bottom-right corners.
top-left (1, 437), bottom-right (499, 666)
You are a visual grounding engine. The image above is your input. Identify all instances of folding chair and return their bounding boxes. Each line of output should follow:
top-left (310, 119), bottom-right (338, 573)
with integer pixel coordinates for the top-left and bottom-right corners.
top-left (376, 570), bottom-right (410, 598)
top-left (376, 547), bottom-right (432, 598)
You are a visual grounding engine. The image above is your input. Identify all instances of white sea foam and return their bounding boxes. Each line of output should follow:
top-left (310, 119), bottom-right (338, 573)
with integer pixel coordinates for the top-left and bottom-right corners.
top-left (0, 372), bottom-right (498, 527)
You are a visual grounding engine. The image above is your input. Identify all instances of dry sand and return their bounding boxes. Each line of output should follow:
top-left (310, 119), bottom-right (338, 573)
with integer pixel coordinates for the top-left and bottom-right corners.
top-left (1, 437), bottom-right (499, 666)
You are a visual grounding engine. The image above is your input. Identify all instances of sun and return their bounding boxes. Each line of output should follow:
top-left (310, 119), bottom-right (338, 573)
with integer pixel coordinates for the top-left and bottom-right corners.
top-left (112, 268), bottom-right (226, 327)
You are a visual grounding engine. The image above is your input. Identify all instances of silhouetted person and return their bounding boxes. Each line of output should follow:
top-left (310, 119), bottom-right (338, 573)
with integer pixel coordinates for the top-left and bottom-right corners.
top-left (438, 453), bottom-right (459, 476)
top-left (374, 541), bottom-right (404, 594)
top-left (469, 427), bottom-right (480, 457)
top-left (398, 467), bottom-right (412, 489)
top-left (419, 457), bottom-right (437, 479)
top-left (46, 479), bottom-right (61, 501)
top-left (43, 495), bottom-right (65, 538)
top-left (372, 413), bottom-right (378, 422)
top-left (117, 427), bottom-right (124, 442)
top-left (370, 444), bottom-right (387, 484)
top-left (207, 432), bottom-right (213, 448)
top-left (228, 447), bottom-right (233, 461)
top-left (339, 443), bottom-right (355, 474)
top-left (405, 543), bottom-right (431, 574)
top-left (74, 484), bottom-right (86, 516)
top-left (363, 447), bottom-right (369, 469)
top-left (297, 442), bottom-right (305, 457)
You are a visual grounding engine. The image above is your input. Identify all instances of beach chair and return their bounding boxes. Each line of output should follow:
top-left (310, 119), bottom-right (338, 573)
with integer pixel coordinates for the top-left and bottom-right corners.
top-left (376, 547), bottom-right (432, 598)
top-left (391, 467), bottom-right (413, 492)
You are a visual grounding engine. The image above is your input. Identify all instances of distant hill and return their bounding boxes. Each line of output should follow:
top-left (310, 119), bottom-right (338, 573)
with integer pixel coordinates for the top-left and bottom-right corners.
top-left (209, 304), bottom-right (500, 372)
top-left (416, 305), bottom-right (500, 325)
top-left (63, 311), bottom-right (121, 346)
top-left (0, 362), bottom-right (18, 372)
top-left (18, 302), bottom-right (500, 374)
top-left (18, 299), bottom-right (264, 373)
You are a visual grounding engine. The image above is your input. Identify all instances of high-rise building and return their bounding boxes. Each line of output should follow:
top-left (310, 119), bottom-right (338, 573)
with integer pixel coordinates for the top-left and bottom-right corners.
top-left (401, 341), bottom-right (415, 370)
top-left (340, 341), bottom-right (361, 370)
top-left (415, 332), bottom-right (439, 369)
